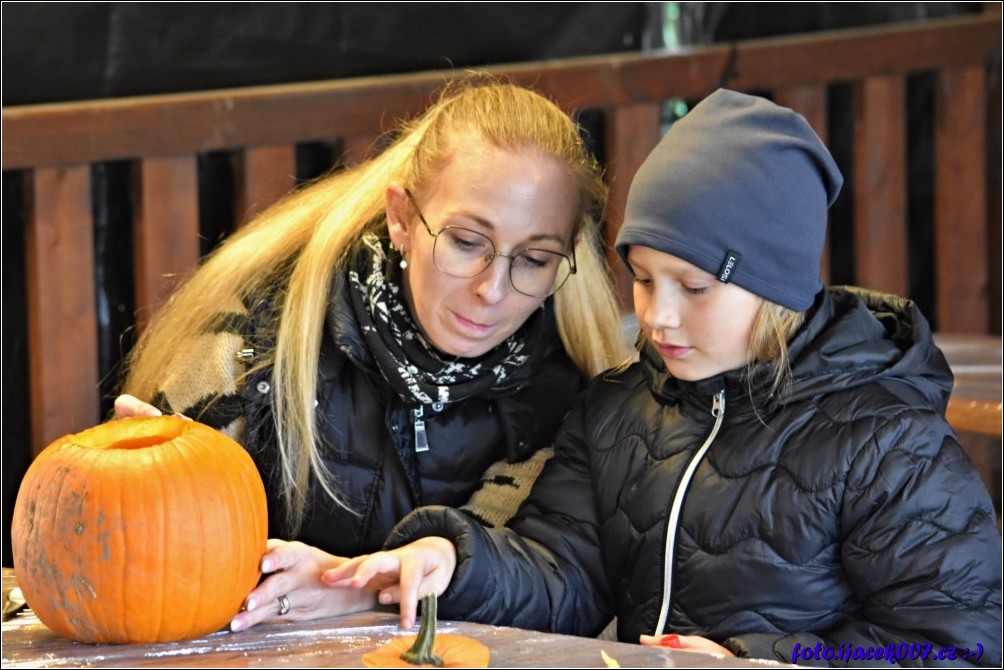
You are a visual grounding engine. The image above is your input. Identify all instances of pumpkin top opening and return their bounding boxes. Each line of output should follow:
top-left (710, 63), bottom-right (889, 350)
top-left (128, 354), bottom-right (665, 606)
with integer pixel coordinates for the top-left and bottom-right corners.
top-left (74, 415), bottom-right (189, 451)
top-left (105, 434), bottom-right (174, 450)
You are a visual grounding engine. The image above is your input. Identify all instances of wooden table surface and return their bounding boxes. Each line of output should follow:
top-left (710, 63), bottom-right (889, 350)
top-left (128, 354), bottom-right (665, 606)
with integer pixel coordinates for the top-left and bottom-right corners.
top-left (2, 570), bottom-right (794, 669)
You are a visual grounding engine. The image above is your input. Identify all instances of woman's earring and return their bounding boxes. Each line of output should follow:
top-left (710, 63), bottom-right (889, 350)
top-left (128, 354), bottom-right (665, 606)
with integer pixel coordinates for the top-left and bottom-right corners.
top-left (399, 249), bottom-right (408, 270)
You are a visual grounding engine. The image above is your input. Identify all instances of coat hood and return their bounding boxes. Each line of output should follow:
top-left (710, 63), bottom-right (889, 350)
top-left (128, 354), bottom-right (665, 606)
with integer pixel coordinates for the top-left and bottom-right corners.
top-left (641, 286), bottom-right (954, 416)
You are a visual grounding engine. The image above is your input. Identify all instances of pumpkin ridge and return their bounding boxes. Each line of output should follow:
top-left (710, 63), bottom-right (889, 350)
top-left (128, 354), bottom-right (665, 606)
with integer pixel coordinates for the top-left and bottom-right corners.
top-left (35, 460), bottom-right (61, 631)
top-left (53, 448), bottom-right (81, 641)
top-left (151, 437), bottom-right (170, 641)
top-left (60, 444), bottom-right (98, 642)
top-left (97, 439), bottom-right (126, 643)
top-left (82, 443), bottom-right (114, 644)
top-left (220, 441), bottom-right (251, 622)
top-left (175, 435), bottom-right (203, 640)
top-left (214, 433), bottom-right (253, 632)
top-left (119, 432), bottom-right (150, 641)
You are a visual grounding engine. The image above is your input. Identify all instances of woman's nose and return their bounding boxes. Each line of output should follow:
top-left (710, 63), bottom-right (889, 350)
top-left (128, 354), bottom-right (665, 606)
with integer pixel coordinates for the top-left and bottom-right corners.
top-left (475, 256), bottom-right (511, 303)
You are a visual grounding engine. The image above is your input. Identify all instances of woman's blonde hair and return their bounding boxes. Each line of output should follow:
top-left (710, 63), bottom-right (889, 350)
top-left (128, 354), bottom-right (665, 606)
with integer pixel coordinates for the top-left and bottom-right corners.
top-left (122, 75), bottom-right (626, 530)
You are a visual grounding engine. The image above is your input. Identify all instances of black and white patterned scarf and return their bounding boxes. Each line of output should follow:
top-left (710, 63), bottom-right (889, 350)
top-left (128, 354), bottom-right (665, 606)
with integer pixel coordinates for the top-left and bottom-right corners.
top-left (348, 234), bottom-right (544, 405)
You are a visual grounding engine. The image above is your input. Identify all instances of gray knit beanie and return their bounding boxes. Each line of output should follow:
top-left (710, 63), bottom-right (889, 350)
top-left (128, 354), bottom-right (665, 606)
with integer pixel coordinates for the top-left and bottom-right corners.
top-left (615, 88), bottom-right (843, 311)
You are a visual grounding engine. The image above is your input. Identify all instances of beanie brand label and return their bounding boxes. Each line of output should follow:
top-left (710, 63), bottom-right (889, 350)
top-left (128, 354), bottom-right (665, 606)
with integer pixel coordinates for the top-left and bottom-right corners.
top-left (717, 250), bottom-right (741, 283)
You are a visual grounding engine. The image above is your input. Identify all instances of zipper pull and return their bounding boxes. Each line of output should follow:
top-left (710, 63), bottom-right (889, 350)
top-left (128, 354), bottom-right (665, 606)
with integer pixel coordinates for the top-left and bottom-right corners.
top-left (711, 390), bottom-right (725, 418)
top-left (413, 406), bottom-right (429, 453)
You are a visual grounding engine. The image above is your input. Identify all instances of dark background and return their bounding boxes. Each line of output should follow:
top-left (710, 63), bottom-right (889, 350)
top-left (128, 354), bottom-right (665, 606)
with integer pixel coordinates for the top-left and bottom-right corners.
top-left (1, 2), bottom-right (659, 105)
top-left (2, 3), bottom-right (983, 567)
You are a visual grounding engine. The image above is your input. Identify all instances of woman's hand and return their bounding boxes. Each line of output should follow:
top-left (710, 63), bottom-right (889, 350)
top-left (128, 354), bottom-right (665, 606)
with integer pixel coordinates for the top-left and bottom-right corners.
top-left (322, 536), bottom-right (457, 630)
top-left (114, 394), bottom-right (191, 421)
top-left (639, 633), bottom-right (734, 656)
top-left (114, 394), bottom-right (163, 418)
top-left (229, 540), bottom-right (376, 632)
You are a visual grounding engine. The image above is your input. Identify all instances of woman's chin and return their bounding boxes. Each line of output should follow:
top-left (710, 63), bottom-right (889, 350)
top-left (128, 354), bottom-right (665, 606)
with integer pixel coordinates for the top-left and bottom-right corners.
top-left (434, 337), bottom-right (496, 359)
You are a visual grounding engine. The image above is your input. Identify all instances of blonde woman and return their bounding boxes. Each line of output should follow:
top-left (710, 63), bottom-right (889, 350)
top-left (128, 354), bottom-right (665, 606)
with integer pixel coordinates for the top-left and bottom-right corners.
top-left (115, 77), bottom-right (627, 629)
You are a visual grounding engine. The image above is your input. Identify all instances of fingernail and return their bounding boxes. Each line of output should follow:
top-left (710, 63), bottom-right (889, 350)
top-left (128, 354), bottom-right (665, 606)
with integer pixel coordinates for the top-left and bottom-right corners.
top-left (379, 592), bottom-right (392, 604)
top-left (245, 598), bottom-right (257, 612)
top-left (659, 634), bottom-right (681, 648)
top-left (230, 619), bottom-right (243, 632)
top-left (260, 559), bottom-right (272, 572)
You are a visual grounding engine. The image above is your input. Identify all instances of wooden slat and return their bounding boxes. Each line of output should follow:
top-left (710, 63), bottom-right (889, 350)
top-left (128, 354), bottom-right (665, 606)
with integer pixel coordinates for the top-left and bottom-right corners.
top-left (25, 166), bottom-right (99, 453)
top-left (3, 14), bottom-right (998, 170)
top-left (603, 103), bottom-right (663, 311)
top-left (934, 67), bottom-right (989, 333)
top-left (775, 85), bottom-right (829, 144)
top-left (852, 76), bottom-right (908, 296)
top-left (2, 76), bottom-right (443, 170)
top-left (775, 85), bottom-right (831, 284)
top-left (672, 14), bottom-right (999, 95)
top-left (132, 155), bottom-right (200, 332)
top-left (235, 144), bottom-right (297, 226)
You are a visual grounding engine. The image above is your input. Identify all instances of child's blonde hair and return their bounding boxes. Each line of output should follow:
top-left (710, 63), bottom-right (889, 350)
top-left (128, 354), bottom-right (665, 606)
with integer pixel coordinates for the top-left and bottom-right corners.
top-left (746, 300), bottom-right (807, 398)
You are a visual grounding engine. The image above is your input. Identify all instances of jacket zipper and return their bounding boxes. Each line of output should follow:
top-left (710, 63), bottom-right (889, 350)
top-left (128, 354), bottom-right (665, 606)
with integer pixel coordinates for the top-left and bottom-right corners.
top-left (653, 389), bottom-right (725, 636)
top-left (413, 406), bottom-right (429, 453)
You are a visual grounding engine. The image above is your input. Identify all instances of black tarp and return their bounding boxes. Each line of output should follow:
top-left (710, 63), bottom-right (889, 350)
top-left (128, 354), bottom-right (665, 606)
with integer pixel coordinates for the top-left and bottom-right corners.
top-left (3, 2), bottom-right (656, 105)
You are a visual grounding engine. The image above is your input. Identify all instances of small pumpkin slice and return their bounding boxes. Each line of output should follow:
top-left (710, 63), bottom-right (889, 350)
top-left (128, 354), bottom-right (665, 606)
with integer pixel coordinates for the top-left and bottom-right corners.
top-left (363, 594), bottom-right (490, 668)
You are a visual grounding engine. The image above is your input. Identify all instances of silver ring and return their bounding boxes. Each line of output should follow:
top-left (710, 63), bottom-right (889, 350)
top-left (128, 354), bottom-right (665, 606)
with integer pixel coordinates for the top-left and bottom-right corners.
top-left (277, 594), bottom-right (290, 617)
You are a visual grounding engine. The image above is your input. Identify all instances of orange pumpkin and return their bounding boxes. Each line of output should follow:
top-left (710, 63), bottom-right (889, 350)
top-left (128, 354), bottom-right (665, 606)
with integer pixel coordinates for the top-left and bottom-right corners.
top-left (363, 633), bottom-right (491, 668)
top-left (363, 594), bottom-right (490, 668)
top-left (11, 415), bottom-right (268, 644)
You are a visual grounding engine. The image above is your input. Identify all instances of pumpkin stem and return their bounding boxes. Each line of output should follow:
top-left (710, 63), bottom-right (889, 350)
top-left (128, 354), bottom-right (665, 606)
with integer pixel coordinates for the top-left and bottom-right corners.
top-left (400, 593), bottom-right (444, 667)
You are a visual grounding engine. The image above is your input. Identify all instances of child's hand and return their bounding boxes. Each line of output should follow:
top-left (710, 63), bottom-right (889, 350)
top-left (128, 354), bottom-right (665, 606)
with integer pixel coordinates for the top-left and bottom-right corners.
top-left (639, 633), bottom-right (734, 656)
top-left (323, 536), bottom-right (457, 630)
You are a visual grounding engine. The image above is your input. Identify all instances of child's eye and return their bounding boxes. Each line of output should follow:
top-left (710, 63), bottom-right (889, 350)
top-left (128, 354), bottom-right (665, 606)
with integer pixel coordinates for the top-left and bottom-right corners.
top-left (632, 277), bottom-right (652, 287)
top-left (684, 285), bottom-right (709, 295)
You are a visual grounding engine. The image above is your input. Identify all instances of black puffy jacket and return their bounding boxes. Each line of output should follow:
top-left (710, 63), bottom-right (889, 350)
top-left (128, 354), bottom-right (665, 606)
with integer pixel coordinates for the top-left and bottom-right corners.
top-left (391, 287), bottom-right (1002, 667)
top-left (238, 271), bottom-right (583, 557)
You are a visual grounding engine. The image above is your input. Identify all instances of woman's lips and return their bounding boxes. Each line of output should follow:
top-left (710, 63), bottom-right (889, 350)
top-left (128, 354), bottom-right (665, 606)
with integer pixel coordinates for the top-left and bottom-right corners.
top-left (453, 311), bottom-right (492, 334)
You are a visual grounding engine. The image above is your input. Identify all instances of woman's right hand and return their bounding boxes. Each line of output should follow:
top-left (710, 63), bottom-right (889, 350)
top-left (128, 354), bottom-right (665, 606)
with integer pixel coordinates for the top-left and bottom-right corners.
top-left (114, 394), bottom-right (163, 418)
top-left (229, 539), bottom-right (376, 632)
top-left (322, 536), bottom-right (457, 630)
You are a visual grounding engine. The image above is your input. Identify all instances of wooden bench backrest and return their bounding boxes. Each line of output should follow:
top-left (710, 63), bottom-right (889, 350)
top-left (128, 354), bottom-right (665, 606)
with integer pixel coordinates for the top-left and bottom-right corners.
top-left (4, 13), bottom-right (1000, 454)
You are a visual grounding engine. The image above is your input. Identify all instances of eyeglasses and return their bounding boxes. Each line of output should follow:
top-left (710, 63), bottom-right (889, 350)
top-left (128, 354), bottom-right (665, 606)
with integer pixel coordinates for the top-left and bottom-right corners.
top-left (404, 189), bottom-right (576, 298)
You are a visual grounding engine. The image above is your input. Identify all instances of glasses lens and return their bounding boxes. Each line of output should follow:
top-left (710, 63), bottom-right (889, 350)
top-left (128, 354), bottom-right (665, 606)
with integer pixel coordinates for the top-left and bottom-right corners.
top-left (433, 227), bottom-right (572, 298)
top-left (433, 227), bottom-right (495, 277)
top-left (511, 249), bottom-right (571, 298)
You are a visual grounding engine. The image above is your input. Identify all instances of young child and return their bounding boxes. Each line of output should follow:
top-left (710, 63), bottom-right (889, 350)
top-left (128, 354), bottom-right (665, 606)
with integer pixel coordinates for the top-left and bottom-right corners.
top-left (326, 89), bottom-right (1003, 666)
